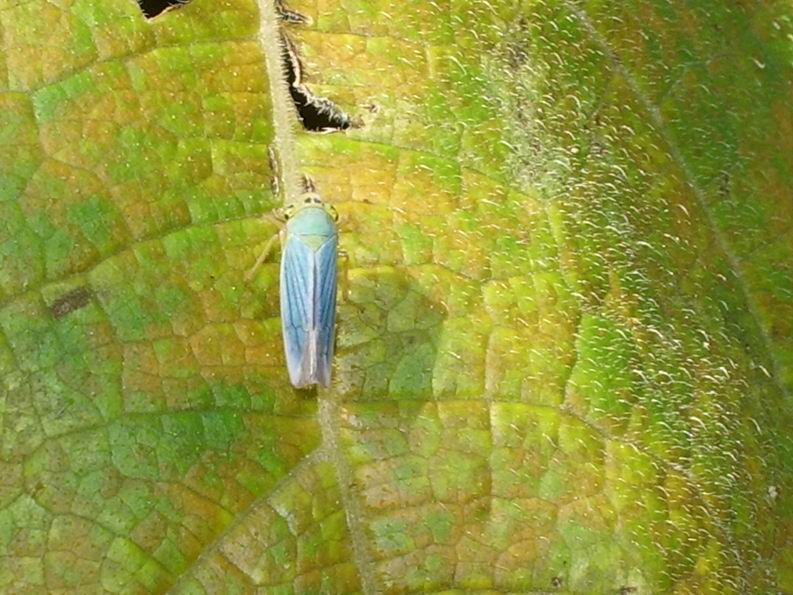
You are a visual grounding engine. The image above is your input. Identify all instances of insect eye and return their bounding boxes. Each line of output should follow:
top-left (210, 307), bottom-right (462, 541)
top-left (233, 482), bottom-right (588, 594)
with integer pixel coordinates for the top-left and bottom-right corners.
top-left (328, 205), bottom-right (339, 221)
top-left (283, 206), bottom-right (295, 220)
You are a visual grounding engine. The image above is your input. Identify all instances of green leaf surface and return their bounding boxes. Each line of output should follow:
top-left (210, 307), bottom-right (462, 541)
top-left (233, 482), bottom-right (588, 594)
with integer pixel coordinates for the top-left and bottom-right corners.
top-left (1, 0), bottom-right (792, 593)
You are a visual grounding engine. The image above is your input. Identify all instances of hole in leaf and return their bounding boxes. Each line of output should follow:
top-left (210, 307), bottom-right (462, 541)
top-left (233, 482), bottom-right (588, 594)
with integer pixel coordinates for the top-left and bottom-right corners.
top-left (282, 35), bottom-right (351, 132)
top-left (136, 0), bottom-right (191, 19)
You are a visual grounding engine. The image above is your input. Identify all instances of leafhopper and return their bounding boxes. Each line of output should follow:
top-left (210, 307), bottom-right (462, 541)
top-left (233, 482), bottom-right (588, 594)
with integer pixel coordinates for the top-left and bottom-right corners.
top-left (248, 193), bottom-right (339, 387)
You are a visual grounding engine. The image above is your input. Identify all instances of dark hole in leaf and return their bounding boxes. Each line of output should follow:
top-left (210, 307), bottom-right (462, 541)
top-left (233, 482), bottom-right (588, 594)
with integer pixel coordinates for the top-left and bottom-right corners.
top-left (136, 0), bottom-right (191, 19)
top-left (282, 35), bottom-right (350, 132)
top-left (51, 287), bottom-right (92, 319)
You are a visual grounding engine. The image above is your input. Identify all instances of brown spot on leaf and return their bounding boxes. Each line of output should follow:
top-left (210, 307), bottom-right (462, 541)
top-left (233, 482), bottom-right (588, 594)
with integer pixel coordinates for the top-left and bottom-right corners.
top-left (718, 169), bottom-right (731, 199)
top-left (51, 287), bottom-right (92, 319)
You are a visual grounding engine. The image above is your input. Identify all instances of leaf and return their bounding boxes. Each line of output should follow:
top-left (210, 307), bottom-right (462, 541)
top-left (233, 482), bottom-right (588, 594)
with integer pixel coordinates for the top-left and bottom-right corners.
top-left (1, 0), bottom-right (792, 593)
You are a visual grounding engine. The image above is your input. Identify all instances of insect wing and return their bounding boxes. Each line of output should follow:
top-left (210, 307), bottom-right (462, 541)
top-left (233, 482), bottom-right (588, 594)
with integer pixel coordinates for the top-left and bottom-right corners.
top-left (280, 232), bottom-right (337, 387)
top-left (280, 235), bottom-right (313, 386)
top-left (313, 232), bottom-right (338, 385)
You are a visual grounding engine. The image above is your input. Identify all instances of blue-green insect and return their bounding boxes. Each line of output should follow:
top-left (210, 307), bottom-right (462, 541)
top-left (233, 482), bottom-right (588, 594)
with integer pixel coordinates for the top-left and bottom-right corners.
top-left (247, 193), bottom-right (339, 387)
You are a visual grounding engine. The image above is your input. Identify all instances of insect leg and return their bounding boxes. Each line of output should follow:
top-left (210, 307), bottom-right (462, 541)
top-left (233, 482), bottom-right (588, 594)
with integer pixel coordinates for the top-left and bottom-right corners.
top-left (245, 232), bottom-right (281, 282)
top-left (263, 210), bottom-right (285, 227)
top-left (337, 250), bottom-right (350, 302)
top-left (245, 211), bottom-right (285, 282)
